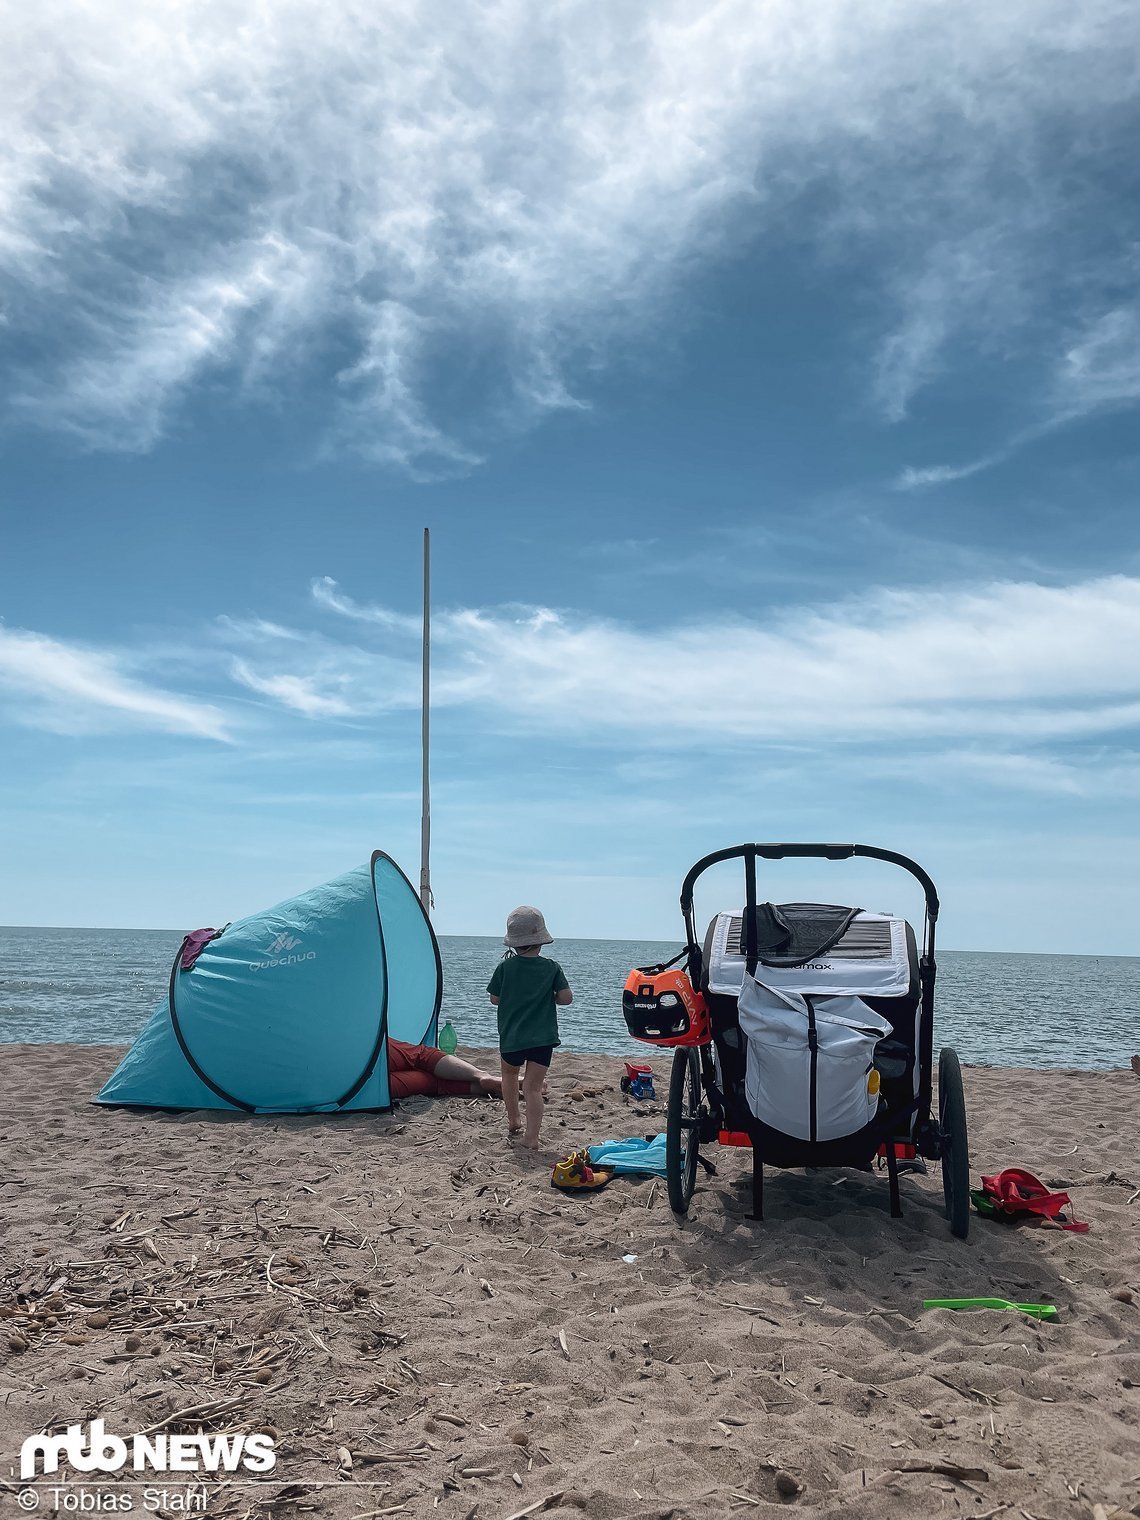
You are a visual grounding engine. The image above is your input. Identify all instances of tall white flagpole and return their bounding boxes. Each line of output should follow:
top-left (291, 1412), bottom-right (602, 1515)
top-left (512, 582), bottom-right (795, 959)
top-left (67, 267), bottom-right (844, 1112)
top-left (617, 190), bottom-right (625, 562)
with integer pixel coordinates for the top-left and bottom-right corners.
top-left (419, 527), bottom-right (432, 914)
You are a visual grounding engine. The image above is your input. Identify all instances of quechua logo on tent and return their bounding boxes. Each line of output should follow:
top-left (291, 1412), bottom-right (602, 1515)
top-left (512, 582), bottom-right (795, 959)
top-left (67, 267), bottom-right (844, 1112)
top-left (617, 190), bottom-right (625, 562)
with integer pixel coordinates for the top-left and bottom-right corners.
top-left (250, 931), bottom-right (317, 972)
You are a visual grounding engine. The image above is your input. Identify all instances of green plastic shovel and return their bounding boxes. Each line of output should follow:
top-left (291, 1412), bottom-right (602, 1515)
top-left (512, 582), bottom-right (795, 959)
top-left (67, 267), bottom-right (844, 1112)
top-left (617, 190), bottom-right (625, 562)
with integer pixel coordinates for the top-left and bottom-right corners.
top-left (923, 1297), bottom-right (1058, 1320)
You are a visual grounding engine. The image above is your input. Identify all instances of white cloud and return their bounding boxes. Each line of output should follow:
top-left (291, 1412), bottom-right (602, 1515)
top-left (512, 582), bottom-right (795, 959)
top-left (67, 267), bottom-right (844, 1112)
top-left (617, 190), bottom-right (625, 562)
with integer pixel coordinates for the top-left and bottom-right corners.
top-left (1053, 301), bottom-right (1140, 419)
top-left (0, 625), bottom-right (230, 740)
top-left (11, 237), bottom-right (312, 450)
top-left (230, 659), bottom-right (355, 718)
top-left (927, 748), bottom-right (1140, 797)
top-left (328, 301), bottom-right (485, 477)
top-left (216, 616), bottom-right (310, 644)
top-left (892, 297), bottom-right (1140, 488)
top-left (893, 456), bottom-right (1007, 491)
top-left (223, 615), bottom-right (420, 716)
top-left (3, 2), bottom-right (1138, 465)
top-left (310, 577), bottom-right (421, 633)
top-left (872, 240), bottom-right (993, 425)
top-left (239, 572), bottom-right (1140, 747)
top-left (10, 571), bottom-right (1130, 763)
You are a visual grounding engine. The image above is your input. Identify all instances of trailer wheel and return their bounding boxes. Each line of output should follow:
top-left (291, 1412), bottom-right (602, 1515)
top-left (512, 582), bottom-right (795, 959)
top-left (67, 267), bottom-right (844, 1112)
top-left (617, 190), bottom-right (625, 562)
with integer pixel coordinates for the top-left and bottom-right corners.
top-left (666, 1047), bottom-right (701, 1214)
top-left (938, 1047), bottom-right (970, 1239)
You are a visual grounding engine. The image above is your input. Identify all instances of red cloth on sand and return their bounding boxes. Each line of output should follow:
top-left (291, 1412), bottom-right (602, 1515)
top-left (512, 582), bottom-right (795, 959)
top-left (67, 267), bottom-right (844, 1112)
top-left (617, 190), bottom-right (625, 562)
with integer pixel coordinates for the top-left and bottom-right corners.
top-left (388, 1038), bottom-right (473, 1099)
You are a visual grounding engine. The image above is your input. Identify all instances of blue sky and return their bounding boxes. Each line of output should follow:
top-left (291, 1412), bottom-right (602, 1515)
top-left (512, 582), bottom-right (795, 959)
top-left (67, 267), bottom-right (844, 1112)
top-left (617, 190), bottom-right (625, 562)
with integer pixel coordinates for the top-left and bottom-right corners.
top-left (2, 1), bottom-right (1139, 952)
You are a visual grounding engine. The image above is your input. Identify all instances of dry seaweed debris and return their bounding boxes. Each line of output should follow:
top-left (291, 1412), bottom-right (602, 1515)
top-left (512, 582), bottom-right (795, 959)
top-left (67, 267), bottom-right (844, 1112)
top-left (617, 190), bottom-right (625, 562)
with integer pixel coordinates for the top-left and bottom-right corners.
top-left (0, 1200), bottom-right (423, 1502)
top-left (0, 1197), bottom-right (404, 1349)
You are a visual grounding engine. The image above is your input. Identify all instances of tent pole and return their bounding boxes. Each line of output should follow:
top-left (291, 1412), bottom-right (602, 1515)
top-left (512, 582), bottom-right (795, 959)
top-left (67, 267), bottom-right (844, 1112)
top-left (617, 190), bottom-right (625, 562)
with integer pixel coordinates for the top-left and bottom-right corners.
top-left (419, 527), bottom-right (431, 915)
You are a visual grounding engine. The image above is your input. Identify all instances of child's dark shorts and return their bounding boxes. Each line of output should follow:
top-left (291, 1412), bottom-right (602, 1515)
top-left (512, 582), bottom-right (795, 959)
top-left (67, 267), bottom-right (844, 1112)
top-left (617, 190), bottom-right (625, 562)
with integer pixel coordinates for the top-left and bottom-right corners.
top-left (500, 1045), bottom-right (555, 1069)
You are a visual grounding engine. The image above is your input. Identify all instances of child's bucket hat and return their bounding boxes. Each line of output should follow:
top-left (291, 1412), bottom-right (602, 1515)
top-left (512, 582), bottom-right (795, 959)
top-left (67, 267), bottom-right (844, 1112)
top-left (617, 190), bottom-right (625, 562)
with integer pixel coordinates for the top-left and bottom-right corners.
top-left (504, 906), bottom-right (554, 947)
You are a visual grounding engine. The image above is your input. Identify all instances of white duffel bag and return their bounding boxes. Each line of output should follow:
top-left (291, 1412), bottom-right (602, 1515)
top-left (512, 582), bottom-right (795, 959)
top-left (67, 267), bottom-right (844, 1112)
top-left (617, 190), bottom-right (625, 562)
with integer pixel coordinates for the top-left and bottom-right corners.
top-left (738, 974), bottom-right (892, 1143)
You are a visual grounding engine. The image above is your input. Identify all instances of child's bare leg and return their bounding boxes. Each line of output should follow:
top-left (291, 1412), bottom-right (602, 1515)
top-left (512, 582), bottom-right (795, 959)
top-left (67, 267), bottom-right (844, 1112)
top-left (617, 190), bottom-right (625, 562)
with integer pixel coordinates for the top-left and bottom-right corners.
top-left (501, 1061), bottom-right (522, 1135)
top-left (521, 1061), bottom-right (549, 1149)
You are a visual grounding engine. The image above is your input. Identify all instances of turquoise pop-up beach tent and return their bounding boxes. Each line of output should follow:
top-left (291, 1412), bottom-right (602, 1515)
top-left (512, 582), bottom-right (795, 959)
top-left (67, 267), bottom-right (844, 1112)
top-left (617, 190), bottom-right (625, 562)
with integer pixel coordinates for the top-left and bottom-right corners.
top-left (97, 853), bottom-right (441, 1113)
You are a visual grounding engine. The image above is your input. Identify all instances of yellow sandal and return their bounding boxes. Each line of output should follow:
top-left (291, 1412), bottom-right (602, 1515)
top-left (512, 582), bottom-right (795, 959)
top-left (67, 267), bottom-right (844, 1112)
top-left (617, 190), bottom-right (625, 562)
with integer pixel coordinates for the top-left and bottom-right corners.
top-left (551, 1150), bottom-right (613, 1192)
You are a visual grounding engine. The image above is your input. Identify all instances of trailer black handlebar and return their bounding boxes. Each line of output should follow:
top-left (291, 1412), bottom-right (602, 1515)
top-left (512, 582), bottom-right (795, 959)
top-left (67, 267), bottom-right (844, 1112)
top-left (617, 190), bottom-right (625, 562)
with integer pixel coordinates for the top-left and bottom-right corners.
top-left (680, 842), bottom-right (940, 922)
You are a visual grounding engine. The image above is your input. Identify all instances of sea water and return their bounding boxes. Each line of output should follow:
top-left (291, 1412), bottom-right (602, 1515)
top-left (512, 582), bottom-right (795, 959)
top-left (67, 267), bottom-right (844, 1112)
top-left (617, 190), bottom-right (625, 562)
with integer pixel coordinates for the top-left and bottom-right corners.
top-left (1, 925), bottom-right (1137, 1070)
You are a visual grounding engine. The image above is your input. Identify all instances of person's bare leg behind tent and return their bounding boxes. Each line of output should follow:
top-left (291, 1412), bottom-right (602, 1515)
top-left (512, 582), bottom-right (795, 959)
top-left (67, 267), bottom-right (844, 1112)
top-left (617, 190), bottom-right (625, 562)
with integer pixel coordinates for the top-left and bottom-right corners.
top-left (387, 1039), bottom-right (503, 1099)
top-left (435, 1051), bottom-right (503, 1096)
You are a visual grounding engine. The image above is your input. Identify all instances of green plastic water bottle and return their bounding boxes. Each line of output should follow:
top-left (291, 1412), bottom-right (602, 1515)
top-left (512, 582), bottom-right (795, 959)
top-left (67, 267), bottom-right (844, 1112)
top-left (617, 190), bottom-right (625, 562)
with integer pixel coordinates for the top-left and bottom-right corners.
top-left (438, 1021), bottom-right (457, 1055)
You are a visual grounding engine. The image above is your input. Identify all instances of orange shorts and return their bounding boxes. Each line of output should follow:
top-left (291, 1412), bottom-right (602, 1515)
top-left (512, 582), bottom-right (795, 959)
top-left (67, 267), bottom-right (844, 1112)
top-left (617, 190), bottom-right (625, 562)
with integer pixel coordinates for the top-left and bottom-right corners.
top-left (388, 1039), bottom-right (472, 1099)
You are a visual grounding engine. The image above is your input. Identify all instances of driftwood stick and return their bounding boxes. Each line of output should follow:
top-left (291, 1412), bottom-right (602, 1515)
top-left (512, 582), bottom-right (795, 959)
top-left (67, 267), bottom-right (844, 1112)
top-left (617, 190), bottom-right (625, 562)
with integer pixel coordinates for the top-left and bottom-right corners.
top-left (264, 1251), bottom-right (320, 1302)
top-left (713, 1299), bottom-right (780, 1327)
top-left (502, 1494), bottom-right (566, 1520)
top-left (873, 1460), bottom-right (989, 1487)
top-left (135, 1395), bottom-right (245, 1438)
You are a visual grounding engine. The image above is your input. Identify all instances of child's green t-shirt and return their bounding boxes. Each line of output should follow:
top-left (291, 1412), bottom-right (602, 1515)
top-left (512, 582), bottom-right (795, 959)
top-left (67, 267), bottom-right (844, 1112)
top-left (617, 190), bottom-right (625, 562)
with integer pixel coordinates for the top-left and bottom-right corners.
top-left (487, 954), bottom-right (568, 1052)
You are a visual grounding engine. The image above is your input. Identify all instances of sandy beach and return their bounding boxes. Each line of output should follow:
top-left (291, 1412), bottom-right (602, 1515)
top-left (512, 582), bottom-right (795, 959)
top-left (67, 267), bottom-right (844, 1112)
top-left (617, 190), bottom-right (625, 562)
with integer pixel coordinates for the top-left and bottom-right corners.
top-left (1, 1044), bottom-right (1137, 1519)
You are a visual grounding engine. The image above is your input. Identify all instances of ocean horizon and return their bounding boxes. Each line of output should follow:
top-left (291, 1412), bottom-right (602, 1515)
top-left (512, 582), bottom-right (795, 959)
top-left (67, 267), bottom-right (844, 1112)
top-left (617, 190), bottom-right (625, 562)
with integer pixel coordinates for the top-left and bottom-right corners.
top-left (2, 924), bottom-right (1137, 1070)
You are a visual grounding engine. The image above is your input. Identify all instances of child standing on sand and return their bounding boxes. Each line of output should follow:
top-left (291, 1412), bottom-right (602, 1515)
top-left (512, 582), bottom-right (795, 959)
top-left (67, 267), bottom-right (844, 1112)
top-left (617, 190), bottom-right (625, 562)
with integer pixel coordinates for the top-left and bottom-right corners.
top-left (487, 906), bottom-right (572, 1149)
